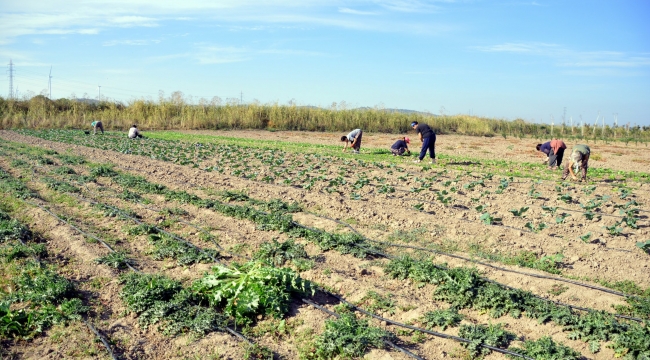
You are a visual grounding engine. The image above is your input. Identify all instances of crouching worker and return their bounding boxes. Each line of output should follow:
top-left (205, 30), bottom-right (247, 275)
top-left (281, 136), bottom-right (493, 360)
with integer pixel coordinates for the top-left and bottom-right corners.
top-left (341, 129), bottom-right (362, 153)
top-left (390, 137), bottom-right (411, 156)
top-left (91, 120), bottom-right (104, 135)
top-left (128, 124), bottom-right (143, 139)
top-left (562, 144), bottom-right (590, 182)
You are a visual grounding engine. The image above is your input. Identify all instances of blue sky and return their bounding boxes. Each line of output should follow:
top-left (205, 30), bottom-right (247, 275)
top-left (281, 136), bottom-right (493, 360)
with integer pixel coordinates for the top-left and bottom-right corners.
top-left (1, 0), bottom-right (649, 126)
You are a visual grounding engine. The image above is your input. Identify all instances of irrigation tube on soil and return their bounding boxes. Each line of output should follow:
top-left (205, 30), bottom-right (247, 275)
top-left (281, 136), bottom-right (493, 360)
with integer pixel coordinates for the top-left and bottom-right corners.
top-left (308, 210), bottom-right (640, 299)
top-left (301, 299), bottom-right (426, 360)
top-left (2, 200), bottom-right (118, 360)
top-left (21, 198), bottom-right (261, 356)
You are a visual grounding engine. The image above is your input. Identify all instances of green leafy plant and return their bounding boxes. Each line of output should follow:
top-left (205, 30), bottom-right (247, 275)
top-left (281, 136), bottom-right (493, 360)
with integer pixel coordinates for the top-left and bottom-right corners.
top-left (458, 323), bottom-right (515, 357)
top-left (542, 206), bottom-right (558, 215)
top-left (420, 308), bottom-right (463, 330)
top-left (253, 239), bottom-right (310, 268)
top-left (93, 251), bottom-right (135, 270)
top-left (636, 240), bottom-right (650, 255)
top-left (313, 313), bottom-right (392, 359)
top-left (119, 272), bottom-right (226, 336)
top-left (509, 207), bottom-right (529, 217)
top-left (558, 193), bottom-right (573, 204)
top-left (579, 232), bottom-right (592, 243)
top-left (356, 291), bottom-right (396, 316)
top-left (507, 336), bottom-right (581, 359)
top-left (525, 222), bottom-right (547, 233)
top-left (480, 212), bottom-right (501, 225)
top-left (192, 261), bottom-right (314, 325)
top-left (555, 213), bottom-right (571, 224)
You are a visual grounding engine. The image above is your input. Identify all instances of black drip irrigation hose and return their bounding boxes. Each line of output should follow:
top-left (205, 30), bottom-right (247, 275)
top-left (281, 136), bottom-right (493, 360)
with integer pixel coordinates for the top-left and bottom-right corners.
top-left (83, 319), bottom-right (119, 360)
top-left (4, 200), bottom-right (119, 360)
top-left (116, 163), bottom-right (645, 244)
top-left (312, 294), bottom-right (537, 360)
top-left (26, 200), bottom-right (141, 273)
top-left (29, 160), bottom-right (646, 320)
top-left (305, 211), bottom-right (640, 299)
top-left (21, 198), bottom-right (258, 356)
top-left (293, 217), bottom-right (645, 323)
top-left (301, 299), bottom-right (426, 360)
top-left (67, 193), bottom-right (221, 265)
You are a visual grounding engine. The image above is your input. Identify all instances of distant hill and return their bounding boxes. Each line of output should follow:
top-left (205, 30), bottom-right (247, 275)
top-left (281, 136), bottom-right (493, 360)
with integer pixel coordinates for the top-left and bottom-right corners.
top-left (356, 107), bottom-right (436, 116)
top-left (74, 98), bottom-right (100, 105)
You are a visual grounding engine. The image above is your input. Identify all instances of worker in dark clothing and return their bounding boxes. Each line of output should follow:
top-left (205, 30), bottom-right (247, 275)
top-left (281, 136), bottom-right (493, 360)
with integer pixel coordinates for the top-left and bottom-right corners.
top-left (536, 139), bottom-right (567, 170)
top-left (411, 121), bottom-right (436, 164)
top-left (390, 137), bottom-right (411, 156)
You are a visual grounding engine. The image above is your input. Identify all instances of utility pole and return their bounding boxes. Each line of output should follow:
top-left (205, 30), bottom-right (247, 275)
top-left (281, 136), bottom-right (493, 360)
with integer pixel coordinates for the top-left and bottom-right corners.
top-left (48, 66), bottom-right (52, 99)
top-left (97, 85), bottom-right (101, 101)
top-left (240, 91), bottom-right (243, 105)
top-left (8, 59), bottom-right (14, 99)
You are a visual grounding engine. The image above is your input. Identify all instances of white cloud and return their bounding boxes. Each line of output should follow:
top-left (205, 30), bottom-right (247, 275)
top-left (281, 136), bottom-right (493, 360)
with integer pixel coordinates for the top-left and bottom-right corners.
top-left (338, 7), bottom-right (379, 15)
top-left (103, 39), bottom-right (162, 46)
top-left (473, 42), bottom-right (650, 74)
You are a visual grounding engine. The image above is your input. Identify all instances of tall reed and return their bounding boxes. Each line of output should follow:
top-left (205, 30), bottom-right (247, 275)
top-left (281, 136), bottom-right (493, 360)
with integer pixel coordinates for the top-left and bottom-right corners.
top-left (1, 95), bottom-right (648, 142)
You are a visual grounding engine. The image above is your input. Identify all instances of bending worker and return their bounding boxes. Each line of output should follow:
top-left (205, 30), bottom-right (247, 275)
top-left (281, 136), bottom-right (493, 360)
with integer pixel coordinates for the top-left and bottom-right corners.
top-left (562, 144), bottom-right (590, 182)
top-left (341, 129), bottom-right (362, 153)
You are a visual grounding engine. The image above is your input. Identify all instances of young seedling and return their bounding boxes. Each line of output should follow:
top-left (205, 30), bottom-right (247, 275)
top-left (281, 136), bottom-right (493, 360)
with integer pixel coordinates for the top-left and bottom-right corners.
top-left (412, 203), bottom-right (425, 211)
top-left (480, 212), bottom-right (501, 225)
top-left (542, 206), bottom-right (559, 215)
top-left (579, 232), bottom-right (592, 243)
top-left (604, 223), bottom-right (624, 236)
top-left (525, 222), bottom-right (547, 233)
top-left (558, 193), bottom-right (573, 204)
top-left (636, 240), bottom-right (650, 254)
top-left (555, 213), bottom-right (571, 224)
top-left (509, 207), bottom-right (529, 217)
top-left (528, 185), bottom-right (542, 199)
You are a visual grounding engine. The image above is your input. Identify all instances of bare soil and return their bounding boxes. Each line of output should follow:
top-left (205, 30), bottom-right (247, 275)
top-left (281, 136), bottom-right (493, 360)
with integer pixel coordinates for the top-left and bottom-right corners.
top-left (1, 129), bottom-right (649, 360)
top-left (180, 129), bottom-right (650, 173)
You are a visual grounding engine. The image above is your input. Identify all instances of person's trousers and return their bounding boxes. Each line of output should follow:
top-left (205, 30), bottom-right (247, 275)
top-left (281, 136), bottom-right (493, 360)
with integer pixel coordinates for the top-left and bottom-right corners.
top-left (549, 148), bottom-right (565, 167)
top-left (352, 131), bottom-right (362, 151)
top-left (93, 121), bottom-right (104, 135)
top-left (419, 134), bottom-right (436, 160)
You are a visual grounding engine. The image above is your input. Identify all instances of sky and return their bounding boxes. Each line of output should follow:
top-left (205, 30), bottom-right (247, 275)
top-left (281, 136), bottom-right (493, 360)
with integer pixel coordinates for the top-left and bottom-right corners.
top-left (1, 0), bottom-right (649, 126)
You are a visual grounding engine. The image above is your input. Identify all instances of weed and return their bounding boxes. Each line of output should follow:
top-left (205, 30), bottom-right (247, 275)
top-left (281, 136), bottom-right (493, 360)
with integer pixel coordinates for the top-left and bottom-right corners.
top-left (420, 308), bottom-right (463, 330)
top-left (548, 284), bottom-right (569, 296)
top-left (507, 336), bottom-right (581, 359)
top-left (192, 261), bottom-right (314, 325)
top-left (313, 313), bottom-right (392, 359)
top-left (357, 291), bottom-right (396, 315)
top-left (93, 252), bottom-right (134, 270)
top-left (458, 323), bottom-right (515, 357)
top-left (253, 238), bottom-right (309, 267)
top-left (119, 272), bottom-right (226, 336)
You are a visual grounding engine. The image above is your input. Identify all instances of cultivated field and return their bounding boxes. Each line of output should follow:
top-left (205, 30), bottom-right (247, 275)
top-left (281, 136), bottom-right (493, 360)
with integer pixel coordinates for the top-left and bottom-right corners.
top-left (0, 129), bottom-right (648, 360)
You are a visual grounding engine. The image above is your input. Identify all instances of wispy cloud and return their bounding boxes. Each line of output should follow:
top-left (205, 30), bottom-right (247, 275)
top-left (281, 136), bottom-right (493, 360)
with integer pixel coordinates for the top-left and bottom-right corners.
top-left (473, 42), bottom-right (559, 53)
top-left (108, 16), bottom-right (159, 27)
top-left (0, 0), bottom-right (456, 43)
top-left (338, 7), bottom-right (379, 15)
top-left (103, 39), bottom-right (162, 46)
top-left (473, 42), bottom-right (650, 72)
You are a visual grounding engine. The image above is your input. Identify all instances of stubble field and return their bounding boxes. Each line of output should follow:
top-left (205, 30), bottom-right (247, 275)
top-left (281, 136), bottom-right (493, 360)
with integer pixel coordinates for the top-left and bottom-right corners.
top-left (0, 128), bottom-right (648, 360)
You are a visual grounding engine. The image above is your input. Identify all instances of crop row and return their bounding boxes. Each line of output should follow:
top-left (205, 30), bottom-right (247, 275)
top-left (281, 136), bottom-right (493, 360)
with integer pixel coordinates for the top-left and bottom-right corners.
top-left (0, 139), bottom-right (596, 358)
top-left (13, 130), bottom-right (648, 247)
top-left (5, 143), bottom-right (650, 358)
